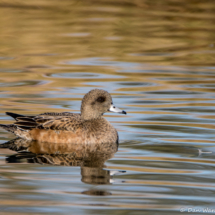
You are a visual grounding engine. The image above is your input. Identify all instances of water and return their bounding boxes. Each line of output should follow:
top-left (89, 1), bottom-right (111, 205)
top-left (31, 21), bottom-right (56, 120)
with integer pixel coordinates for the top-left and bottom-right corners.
top-left (0, 0), bottom-right (215, 214)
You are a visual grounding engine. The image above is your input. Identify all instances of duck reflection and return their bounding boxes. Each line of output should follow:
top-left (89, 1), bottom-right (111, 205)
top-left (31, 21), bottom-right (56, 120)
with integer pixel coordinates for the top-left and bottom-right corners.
top-left (0, 138), bottom-right (123, 188)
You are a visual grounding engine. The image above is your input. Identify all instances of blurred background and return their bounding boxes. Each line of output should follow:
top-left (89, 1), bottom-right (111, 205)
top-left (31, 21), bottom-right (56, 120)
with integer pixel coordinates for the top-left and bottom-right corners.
top-left (0, 0), bottom-right (215, 214)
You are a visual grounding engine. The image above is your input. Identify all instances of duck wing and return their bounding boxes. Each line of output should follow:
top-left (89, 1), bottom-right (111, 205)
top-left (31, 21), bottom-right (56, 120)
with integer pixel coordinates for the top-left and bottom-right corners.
top-left (5, 112), bottom-right (82, 131)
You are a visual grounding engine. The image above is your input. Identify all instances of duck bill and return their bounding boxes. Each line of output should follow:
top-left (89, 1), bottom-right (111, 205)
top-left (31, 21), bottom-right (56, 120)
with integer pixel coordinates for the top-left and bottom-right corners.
top-left (108, 104), bottom-right (126, 114)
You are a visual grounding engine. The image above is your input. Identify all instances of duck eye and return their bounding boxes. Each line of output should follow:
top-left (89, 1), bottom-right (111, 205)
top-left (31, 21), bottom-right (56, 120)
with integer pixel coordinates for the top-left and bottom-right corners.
top-left (97, 96), bottom-right (106, 103)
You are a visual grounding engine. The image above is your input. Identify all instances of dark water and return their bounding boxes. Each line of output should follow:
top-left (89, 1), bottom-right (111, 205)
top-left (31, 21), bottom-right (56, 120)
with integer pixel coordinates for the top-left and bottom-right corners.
top-left (0, 1), bottom-right (215, 214)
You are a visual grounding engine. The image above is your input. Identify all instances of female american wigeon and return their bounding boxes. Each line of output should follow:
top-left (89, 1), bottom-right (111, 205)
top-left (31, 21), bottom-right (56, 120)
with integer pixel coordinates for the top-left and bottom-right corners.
top-left (0, 89), bottom-right (126, 149)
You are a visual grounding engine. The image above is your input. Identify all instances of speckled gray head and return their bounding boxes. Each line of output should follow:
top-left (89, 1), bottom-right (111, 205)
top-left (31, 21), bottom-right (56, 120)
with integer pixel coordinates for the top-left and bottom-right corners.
top-left (81, 89), bottom-right (126, 120)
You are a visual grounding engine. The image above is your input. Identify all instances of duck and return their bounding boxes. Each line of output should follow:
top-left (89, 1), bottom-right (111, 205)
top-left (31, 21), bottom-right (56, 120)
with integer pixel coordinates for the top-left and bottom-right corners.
top-left (0, 89), bottom-right (126, 150)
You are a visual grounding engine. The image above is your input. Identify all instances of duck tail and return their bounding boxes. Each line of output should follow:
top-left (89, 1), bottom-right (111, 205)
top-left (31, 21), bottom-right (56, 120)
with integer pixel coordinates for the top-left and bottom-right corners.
top-left (0, 124), bottom-right (17, 134)
top-left (6, 112), bottom-right (25, 121)
top-left (0, 124), bottom-right (32, 140)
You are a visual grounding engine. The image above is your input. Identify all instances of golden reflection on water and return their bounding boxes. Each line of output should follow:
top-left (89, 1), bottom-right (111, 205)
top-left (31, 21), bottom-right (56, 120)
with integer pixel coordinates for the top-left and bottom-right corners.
top-left (0, 0), bottom-right (215, 214)
top-left (0, 0), bottom-right (215, 66)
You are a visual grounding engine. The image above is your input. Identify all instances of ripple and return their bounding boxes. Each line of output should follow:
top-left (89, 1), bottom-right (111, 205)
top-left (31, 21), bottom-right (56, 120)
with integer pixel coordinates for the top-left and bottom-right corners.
top-left (0, 80), bottom-right (42, 87)
top-left (46, 72), bottom-right (124, 79)
top-left (65, 57), bottom-right (140, 69)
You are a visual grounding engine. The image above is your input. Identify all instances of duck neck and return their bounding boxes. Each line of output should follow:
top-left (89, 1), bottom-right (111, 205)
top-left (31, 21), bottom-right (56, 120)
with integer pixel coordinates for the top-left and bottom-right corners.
top-left (81, 108), bottom-right (102, 121)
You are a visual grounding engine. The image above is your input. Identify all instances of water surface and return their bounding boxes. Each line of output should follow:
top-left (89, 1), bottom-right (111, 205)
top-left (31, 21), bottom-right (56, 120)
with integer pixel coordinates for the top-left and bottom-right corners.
top-left (0, 0), bottom-right (215, 214)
